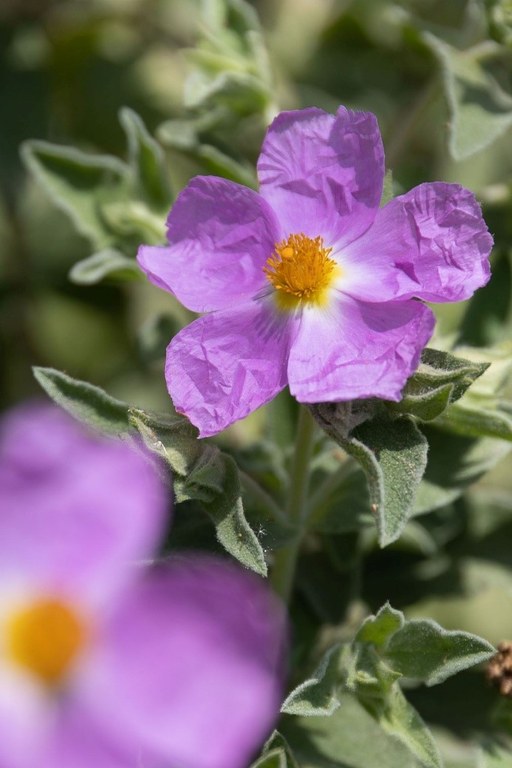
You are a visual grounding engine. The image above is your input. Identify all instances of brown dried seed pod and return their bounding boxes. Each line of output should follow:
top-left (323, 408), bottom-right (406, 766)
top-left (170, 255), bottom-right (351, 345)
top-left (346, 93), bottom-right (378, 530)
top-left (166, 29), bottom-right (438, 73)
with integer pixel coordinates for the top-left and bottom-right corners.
top-left (487, 641), bottom-right (512, 697)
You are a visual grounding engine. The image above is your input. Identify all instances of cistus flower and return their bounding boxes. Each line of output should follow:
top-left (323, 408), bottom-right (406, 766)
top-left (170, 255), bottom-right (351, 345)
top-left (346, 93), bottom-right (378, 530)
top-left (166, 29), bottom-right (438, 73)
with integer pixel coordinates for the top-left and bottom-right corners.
top-left (138, 106), bottom-right (493, 437)
top-left (0, 403), bottom-right (286, 768)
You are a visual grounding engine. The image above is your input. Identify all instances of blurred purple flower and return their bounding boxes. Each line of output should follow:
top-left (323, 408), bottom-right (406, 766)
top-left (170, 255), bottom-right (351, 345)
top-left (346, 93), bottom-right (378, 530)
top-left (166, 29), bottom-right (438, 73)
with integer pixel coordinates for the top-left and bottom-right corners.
top-left (138, 106), bottom-right (493, 437)
top-left (0, 403), bottom-right (286, 768)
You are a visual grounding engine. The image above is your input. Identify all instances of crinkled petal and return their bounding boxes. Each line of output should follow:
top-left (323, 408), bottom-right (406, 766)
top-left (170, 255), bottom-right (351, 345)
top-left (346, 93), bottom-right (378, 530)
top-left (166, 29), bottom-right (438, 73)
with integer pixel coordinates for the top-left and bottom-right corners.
top-left (288, 296), bottom-right (435, 402)
top-left (341, 183), bottom-right (492, 303)
top-left (137, 177), bottom-right (279, 312)
top-left (0, 404), bottom-right (168, 605)
top-left (166, 299), bottom-right (293, 437)
top-left (77, 556), bottom-right (287, 768)
top-left (257, 106), bottom-right (384, 247)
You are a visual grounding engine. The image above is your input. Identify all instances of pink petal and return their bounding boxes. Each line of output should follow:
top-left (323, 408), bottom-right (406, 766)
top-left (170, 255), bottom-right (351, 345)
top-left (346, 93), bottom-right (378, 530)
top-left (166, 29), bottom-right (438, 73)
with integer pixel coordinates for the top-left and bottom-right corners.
top-left (257, 106), bottom-right (384, 248)
top-left (166, 299), bottom-right (293, 436)
top-left (0, 403), bottom-right (168, 606)
top-left (77, 556), bottom-right (287, 768)
top-left (342, 183), bottom-right (493, 303)
top-left (288, 297), bottom-right (435, 402)
top-left (137, 177), bottom-right (280, 312)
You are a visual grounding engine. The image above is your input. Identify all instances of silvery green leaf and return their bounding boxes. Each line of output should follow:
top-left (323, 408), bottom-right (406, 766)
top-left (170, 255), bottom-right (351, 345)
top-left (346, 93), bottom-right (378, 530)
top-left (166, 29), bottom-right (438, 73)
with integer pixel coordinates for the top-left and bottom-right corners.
top-left (385, 620), bottom-right (495, 685)
top-left (364, 683), bottom-right (442, 768)
top-left (389, 348), bottom-right (490, 422)
top-left (281, 644), bottom-right (344, 716)
top-left (426, 33), bottom-right (512, 160)
top-left (119, 107), bottom-right (172, 211)
top-left (313, 407), bottom-right (428, 545)
top-left (33, 366), bottom-right (130, 436)
top-left (69, 249), bottom-right (141, 285)
top-left (286, 693), bottom-right (425, 768)
top-left (22, 140), bottom-right (128, 248)
top-left (128, 409), bottom-right (267, 575)
top-left (251, 732), bottom-right (299, 768)
top-left (355, 603), bottom-right (404, 648)
top-left (433, 401), bottom-right (512, 441)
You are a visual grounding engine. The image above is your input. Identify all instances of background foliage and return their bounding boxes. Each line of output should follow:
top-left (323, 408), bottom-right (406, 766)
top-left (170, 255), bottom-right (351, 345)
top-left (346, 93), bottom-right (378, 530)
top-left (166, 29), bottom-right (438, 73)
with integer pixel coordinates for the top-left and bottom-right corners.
top-left (3, 0), bottom-right (512, 765)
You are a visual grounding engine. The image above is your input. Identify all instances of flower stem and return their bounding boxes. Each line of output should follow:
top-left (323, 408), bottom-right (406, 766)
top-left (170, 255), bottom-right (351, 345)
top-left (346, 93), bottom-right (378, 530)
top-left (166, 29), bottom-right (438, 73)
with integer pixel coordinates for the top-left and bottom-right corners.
top-left (270, 405), bottom-right (316, 603)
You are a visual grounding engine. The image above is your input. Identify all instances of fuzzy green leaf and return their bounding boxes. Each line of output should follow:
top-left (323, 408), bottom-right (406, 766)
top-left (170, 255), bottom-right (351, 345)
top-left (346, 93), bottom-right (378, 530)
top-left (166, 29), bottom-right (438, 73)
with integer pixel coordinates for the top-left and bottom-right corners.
top-left (355, 603), bottom-right (404, 648)
top-left (69, 249), bottom-right (141, 285)
top-left (389, 348), bottom-right (490, 421)
top-left (200, 454), bottom-right (268, 576)
top-left (350, 417), bottom-right (429, 546)
top-left (365, 683), bottom-right (442, 768)
top-left (385, 620), bottom-right (495, 686)
top-left (129, 409), bottom-right (267, 575)
top-left (251, 733), bottom-right (299, 768)
top-left (434, 401), bottom-right (512, 441)
top-left (313, 409), bottom-right (429, 546)
top-left (426, 34), bottom-right (512, 160)
top-left (33, 368), bottom-right (265, 574)
top-left (281, 644), bottom-right (344, 716)
top-left (22, 140), bottom-right (128, 248)
top-left (284, 693), bottom-right (424, 768)
top-left (33, 366), bottom-right (130, 436)
top-left (119, 107), bottom-right (172, 211)
top-left (127, 408), bottom-right (201, 478)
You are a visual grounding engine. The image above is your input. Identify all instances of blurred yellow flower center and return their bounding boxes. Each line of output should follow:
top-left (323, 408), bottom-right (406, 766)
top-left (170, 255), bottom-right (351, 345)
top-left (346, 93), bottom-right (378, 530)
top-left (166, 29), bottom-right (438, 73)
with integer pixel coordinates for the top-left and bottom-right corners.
top-left (6, 598), bottom-right (85, 686)
top-left (264, 233), bottom-right (339, 309)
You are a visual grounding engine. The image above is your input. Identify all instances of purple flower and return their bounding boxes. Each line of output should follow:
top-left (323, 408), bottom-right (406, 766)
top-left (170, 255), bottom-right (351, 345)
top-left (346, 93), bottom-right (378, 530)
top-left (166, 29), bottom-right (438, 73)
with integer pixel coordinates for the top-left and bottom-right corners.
top-left (137, 106), bottom-right (493, 437)
top-left (0, 403), bottom-right (286, 768)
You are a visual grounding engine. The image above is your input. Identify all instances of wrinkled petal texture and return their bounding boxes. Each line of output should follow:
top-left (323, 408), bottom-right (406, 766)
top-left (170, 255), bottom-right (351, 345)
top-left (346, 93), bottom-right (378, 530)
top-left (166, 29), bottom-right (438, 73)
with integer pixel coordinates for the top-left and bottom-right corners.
top-left (257, 107), bottom-right (384, 247)
top-left (77, 556), bottom-right (287, 768)
top-left (342, 183), bottom-right (493, 303)
top-left (167, 299), bottom-right (293, 436)
top-left (0, 403), bottom-right (167, 604)
top-left (137, 177), bottom-right (279, 312)
top-left (288, 297), bottom-right (435, 402)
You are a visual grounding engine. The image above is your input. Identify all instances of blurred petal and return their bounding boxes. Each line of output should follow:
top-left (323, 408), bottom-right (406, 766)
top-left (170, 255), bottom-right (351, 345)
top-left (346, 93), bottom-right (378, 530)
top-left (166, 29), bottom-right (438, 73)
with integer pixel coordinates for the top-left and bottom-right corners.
top-left (137, 177), bottom-right (279, 312)
top-left (78, 556), bottom-right (287, 768)
top-left (166, 300), bottom-right (293, 437)
top-left (342, 183), bottom-right (492, 303)
top-left (288, 297), bottom-right (435, 402)
top-left (257, 106), bottom-right (384, 247)
top-left (0, 404), bottom-right (168, 605)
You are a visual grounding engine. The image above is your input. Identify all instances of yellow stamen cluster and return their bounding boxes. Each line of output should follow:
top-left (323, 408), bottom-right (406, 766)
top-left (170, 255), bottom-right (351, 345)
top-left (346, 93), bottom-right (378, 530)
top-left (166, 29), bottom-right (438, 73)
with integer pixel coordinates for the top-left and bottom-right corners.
top-left (6, 598), bottom-right (85, 686)
top-left (264, 233), bottom-right (339, 309)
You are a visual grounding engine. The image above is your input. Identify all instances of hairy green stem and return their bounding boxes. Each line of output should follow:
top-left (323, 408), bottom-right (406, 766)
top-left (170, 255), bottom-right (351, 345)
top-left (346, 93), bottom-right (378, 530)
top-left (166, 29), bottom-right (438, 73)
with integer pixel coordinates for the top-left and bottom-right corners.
top-left (270, 406), bottom-right (316, 603)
